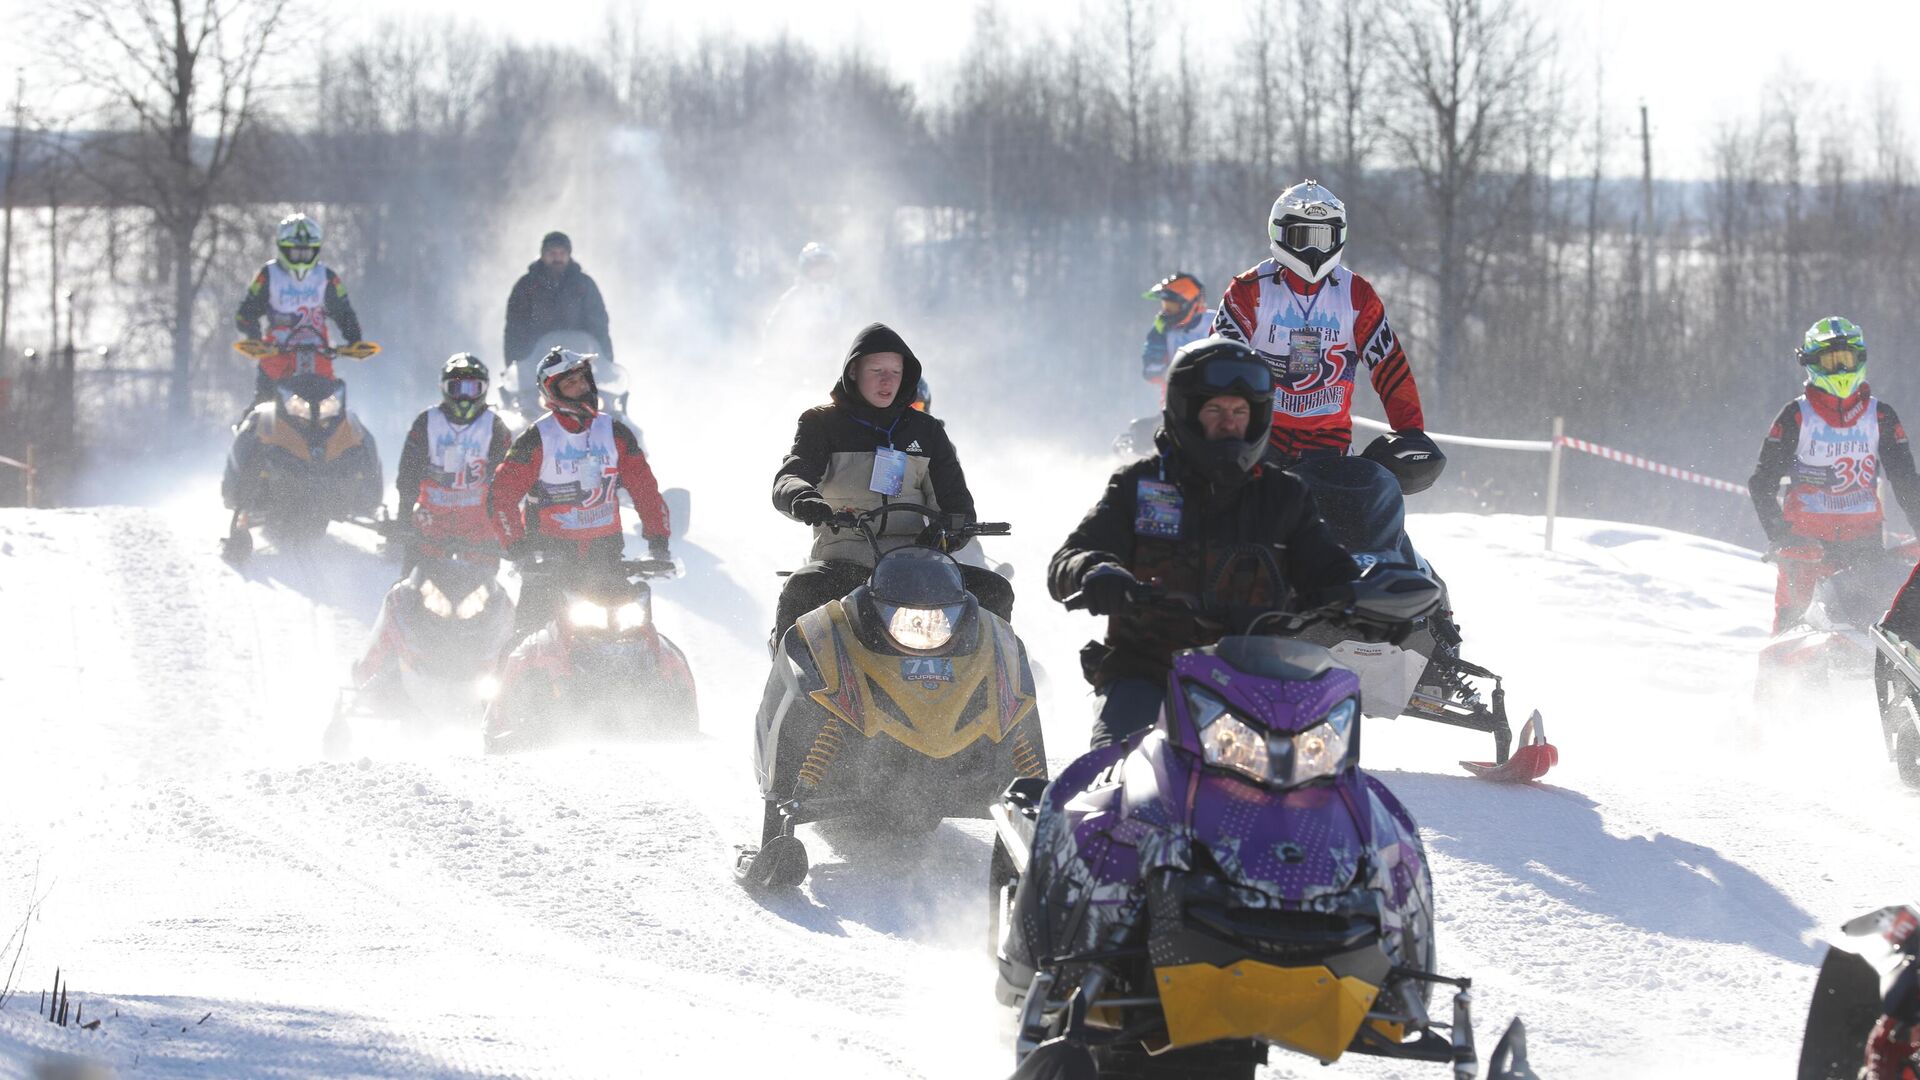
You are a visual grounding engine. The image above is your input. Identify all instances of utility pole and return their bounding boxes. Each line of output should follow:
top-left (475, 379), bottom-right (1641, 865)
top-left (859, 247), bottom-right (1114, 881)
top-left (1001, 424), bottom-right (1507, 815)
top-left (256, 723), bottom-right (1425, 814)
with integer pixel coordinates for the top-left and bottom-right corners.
top-left (1640, 103), bottom-right (1655, 311)
top-left (1, 73), bottom-right (22, 367)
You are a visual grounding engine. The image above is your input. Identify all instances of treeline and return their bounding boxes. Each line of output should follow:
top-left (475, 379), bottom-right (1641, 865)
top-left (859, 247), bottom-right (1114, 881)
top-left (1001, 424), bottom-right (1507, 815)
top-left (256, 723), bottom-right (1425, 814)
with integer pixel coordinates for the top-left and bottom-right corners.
top-left (5, 0), bottom-right (1920, 541)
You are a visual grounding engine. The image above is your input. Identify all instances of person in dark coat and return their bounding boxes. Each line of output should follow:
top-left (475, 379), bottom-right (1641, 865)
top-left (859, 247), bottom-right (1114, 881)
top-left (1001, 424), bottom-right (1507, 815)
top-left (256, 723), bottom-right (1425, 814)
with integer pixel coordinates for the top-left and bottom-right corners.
top-left (770, 322), bottom-right (1014, 645)
top-left (503, 231), bottom-right (614, 366)
top-left (1050, 337), bottom-right (1361, 748)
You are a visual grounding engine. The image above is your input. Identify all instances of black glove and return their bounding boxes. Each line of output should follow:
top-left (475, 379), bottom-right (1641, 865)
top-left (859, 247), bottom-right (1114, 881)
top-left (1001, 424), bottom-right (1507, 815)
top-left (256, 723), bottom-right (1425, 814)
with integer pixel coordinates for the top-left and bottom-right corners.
top-left (790, 493), bottom-right (835, 526)
top-left (647, 536), bottom-right (672, 561)
top-left (1073, 567), bottom-right (1138, 617)
top-left (912, 523), bottom-right (950, 552)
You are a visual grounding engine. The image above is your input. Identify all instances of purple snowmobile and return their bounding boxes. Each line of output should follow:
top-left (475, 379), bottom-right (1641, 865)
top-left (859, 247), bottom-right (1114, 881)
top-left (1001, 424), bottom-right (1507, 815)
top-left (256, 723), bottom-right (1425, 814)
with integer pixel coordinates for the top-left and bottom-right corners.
top-left (989, 567), bottom-right (1537, 1080)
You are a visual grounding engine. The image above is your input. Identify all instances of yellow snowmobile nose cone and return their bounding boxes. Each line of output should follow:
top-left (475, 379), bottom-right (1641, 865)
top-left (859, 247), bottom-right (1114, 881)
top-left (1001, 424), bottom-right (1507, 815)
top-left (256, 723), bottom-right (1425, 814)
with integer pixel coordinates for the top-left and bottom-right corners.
top-left (1154, 960), bottom-right (1379, 1062)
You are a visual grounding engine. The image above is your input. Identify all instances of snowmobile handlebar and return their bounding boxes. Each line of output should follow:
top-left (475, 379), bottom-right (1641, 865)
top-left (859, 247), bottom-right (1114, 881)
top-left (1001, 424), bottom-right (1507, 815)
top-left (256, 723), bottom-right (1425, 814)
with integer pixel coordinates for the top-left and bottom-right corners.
top-left (233, 339), bottom-right (381, 361)
top-left (510, 551), bottom-right (678, 579)
top-left (825, 502), bottom-right (1011, 562)
top-left (1128, 564), bottom-right (1443, 643)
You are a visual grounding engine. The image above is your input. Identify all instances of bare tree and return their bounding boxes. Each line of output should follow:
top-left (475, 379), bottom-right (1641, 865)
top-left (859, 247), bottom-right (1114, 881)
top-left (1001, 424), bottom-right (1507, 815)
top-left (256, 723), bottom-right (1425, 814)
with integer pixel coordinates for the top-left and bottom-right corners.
top-left (46, 0), bottom-right (290, 427)
top-left (1375, 0), bottom-right (1558, 407)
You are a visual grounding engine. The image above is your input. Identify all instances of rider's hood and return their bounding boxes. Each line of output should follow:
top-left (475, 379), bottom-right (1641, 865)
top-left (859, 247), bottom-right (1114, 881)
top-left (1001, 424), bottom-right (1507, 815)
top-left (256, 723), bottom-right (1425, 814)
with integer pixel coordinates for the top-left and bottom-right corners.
top-left (830, 322), bottom-right (923, 428)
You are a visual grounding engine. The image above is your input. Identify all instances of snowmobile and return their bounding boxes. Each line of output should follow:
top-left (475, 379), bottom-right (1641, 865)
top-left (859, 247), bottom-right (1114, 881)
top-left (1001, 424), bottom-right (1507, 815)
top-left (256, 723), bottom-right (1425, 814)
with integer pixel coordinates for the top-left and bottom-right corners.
top-left (1285, 448), bottom-right (1556, 783)
top-left (989, 569), bottom-right (1537, 1080)
top-left (326, 542), bottom-right (515, 756)
top-left (221, 343), bottom-right (384, 564)
top-left (735, 502), bottom-right (1047, 890)
top-left (1798, 904), bottom-right (1919, 1080)
top-left (1113, 414), bottom-right (1160, 459)
top-left (1869, 598), bottom-right (1920, 790)
top-left (1761, 539), bottom-right (1920, 703)
top-left (481, 553), bottom-right (696, 753)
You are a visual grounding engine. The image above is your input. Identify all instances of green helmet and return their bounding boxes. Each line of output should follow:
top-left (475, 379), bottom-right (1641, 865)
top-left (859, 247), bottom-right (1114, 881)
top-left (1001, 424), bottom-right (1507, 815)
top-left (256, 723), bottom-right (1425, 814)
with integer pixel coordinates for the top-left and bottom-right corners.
top-left (275, 213), bottom-right (323, 278)
top-left (1799, 315), bottom-right (1868, 399)
top-left (440, 353), bottom-right (490, 423)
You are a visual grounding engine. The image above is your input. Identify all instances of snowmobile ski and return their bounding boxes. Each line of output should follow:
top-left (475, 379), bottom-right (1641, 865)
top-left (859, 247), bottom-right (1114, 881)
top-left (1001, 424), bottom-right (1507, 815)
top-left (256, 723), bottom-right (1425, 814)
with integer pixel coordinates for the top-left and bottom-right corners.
top-left (1461, 711), bottom-right (1557, 783)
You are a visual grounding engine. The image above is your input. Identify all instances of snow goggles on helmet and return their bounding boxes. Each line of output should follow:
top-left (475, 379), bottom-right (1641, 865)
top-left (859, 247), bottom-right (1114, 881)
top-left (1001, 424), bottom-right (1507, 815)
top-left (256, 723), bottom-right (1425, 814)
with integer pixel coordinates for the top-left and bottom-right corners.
top-left (1278, 221), bottom-right (1341, 252)
top-left (281, 245), bottom-right (318, 264)
top-left (1806, 347), bottom-right (1863, 373)
top-left (444, 377), bottom-right (486, 401)
top-left (1191, 356), bottom-right (1273, 396)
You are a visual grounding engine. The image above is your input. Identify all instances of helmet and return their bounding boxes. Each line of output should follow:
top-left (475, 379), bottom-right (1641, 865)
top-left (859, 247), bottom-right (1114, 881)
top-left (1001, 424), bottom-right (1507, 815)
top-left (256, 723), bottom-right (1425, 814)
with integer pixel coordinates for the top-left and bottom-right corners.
top-left (798, 242), bottom-right (837, 276)
top-left (440, 353), bottom-right (490, 423)
top-left (1145, 272), bottom-right (1206, 323)
top-left (1163, 337), bottom-right (1275, 487)
top-left (1799, 315), bottom-right (1868, 399)
top-left (537, 347), bottom-right (598, 423)
top-left (910, 376), bottom-right (932, 413)
top-left (275, 213), bottom-right (323, 279)
top-left (1359, 430), bottom-right (1446, 495)
top-left (1268, 180), bottom-right (1346, 283)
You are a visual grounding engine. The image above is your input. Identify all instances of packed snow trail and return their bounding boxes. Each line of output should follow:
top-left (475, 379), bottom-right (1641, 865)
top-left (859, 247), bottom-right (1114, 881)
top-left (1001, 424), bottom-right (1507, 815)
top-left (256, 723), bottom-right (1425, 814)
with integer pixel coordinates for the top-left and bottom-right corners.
top-left (2, 373), bottom-right (1915, 1078)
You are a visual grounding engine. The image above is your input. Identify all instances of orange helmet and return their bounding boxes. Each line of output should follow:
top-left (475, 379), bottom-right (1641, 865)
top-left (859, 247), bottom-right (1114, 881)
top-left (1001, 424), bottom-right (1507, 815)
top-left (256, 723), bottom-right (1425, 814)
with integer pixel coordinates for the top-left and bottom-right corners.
top-left (1144, 272), bottom-right (1205, 307)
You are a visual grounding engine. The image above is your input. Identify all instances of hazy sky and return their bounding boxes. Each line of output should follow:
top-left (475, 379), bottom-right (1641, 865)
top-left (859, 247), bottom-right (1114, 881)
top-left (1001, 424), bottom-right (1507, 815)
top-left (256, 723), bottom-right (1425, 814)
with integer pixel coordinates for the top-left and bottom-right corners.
top-left (1, 0), bottom-right (1912, 179)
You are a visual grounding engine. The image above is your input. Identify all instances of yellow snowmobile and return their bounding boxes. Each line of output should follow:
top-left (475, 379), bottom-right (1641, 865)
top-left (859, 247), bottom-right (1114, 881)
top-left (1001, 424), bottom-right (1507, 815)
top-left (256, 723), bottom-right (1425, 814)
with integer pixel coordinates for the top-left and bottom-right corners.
top-left (736, 503), bottom-right (1046, 889)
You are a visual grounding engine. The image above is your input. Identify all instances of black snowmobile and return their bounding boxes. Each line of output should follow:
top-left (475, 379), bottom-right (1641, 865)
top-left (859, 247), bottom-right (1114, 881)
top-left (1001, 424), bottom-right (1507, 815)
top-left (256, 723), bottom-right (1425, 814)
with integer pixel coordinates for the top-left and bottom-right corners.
top-left (221, 370), bottom-right (383, 564)
top-left (1799, 904), bottom-right (1919, 1079)
top-left (1284, 436), bottom-right (1556, 782)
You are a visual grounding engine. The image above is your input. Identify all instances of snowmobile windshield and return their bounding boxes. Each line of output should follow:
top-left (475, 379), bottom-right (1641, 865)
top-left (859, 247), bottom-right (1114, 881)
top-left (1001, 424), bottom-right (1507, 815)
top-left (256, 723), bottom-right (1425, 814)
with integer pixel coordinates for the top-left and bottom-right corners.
top-left (1286, 456), bottom-right (1406, 556)
top-left (869, 548), bottom-right (971, 652)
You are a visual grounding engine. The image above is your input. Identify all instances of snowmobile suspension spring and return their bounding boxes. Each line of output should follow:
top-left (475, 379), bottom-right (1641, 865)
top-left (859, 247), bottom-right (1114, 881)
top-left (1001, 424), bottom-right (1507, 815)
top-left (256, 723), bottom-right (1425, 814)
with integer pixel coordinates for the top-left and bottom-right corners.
top-left (797, 721), bottom-right (845, 788)
top-left (1011, 727), bottom-right (1046, 779)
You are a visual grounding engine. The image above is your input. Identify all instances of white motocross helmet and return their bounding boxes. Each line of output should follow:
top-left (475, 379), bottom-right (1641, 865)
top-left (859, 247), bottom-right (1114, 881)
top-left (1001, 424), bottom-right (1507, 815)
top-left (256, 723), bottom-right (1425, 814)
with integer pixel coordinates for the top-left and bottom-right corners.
top-left (1267, 180), bottom-right (1347, 283)
top-left (275, 213), bottom-right (323, 279)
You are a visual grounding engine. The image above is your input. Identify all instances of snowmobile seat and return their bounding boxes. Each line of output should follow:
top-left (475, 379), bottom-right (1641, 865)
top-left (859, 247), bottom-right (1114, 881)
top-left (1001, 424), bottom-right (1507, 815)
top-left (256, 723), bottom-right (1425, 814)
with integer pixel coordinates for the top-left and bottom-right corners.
top-left (1286, 455), bottom-right (1412, 561)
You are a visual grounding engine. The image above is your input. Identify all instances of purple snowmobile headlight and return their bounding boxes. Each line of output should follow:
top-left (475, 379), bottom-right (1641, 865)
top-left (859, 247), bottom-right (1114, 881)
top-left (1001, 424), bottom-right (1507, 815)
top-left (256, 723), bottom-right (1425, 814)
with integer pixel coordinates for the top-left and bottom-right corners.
top-left (1185, 684), bottom-right (1358, 788)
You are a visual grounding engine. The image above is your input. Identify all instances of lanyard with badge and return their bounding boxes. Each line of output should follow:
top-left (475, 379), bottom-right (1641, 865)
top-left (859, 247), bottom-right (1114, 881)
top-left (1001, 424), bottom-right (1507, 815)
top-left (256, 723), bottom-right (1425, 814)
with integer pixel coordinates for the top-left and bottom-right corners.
top-left (1280, 272), bottom-right (1327, 380)
top-left (860, 416), bottom-right (909, 496)
top-left (1135, 460), bottom-right (1184, 539)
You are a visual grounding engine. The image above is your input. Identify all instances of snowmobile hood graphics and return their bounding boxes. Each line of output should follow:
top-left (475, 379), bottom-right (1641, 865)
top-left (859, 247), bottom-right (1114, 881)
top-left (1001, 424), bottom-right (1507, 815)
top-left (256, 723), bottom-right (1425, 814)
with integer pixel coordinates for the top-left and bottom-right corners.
top-left (794, 591), bottom-right (1034, 760)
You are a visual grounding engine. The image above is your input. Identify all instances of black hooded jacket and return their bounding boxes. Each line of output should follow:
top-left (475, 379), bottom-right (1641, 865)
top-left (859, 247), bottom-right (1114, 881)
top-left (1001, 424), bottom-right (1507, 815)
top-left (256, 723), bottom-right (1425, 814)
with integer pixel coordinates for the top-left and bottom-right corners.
top-left (503, 260), bottom-right (613, 364)
top-left (772, 323), bottom-right (977, 565)
top-left (1050, 434), bottom-right (1361, 687)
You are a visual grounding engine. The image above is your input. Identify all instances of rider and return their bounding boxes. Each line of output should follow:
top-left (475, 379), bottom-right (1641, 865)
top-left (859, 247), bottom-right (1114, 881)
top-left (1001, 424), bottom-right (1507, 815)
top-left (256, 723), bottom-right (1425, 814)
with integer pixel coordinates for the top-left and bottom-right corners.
top-left (1050, 337), bottom-right (1362, 748)
top-left (488, 347), bottom-right (671, 643)
top-left (763, 241), bottom-right (846, 349)
top-left (1140, 272), bottom-right (1212, 387)
top-left (394, 354), bottom-right (514, 569)
top-left (770, 321), bottom-right (1012, 646)
top-left (504, 231), bottom-right (614, 368)
top-left (1212, 180), bottom-right (1426, 462)
top-left (233, 213), bottom-right (364, 407)
top-left (1749, 316), bottom-right (1920, 632)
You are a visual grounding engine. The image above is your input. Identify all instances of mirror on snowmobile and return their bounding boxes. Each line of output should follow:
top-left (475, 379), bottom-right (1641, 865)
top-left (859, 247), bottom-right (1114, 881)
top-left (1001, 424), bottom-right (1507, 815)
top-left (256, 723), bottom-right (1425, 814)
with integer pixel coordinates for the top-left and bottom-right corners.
top-left (1005, 1038), bottom-right (1097, 1080)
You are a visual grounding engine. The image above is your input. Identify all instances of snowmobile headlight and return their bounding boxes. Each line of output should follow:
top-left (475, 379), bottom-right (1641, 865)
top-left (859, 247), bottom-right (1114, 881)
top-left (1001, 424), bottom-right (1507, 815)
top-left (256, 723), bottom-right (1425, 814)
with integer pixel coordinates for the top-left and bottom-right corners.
top-left (1287, 698), bottom-right (1357, 785)
top-left (886, 604), bottom-right (955, 651)
top-left (1189, 686), bottom-right (1273, 783)
top-left (454, 584), bottom-right (489, 620)
top-left (419, 578), bottom-right (455, 618)
top-left (318, 391), bottom-right (343, 420)
top-left (475, 674), bottom-right (501, 700)
top-left (569, 599), bottom-right (610, 629)
top-left (284, 395), bottom-right (312, 420)
top-left (614, 600), bottom-right (650, 631)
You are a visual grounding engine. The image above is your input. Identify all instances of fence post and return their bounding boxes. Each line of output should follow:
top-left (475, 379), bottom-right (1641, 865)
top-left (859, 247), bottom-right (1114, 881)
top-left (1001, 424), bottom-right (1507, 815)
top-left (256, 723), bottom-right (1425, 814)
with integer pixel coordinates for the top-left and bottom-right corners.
top-left (1544, 416), bottom-right (1564, 551)
top-left (23, 441), bottom-right (33, 508)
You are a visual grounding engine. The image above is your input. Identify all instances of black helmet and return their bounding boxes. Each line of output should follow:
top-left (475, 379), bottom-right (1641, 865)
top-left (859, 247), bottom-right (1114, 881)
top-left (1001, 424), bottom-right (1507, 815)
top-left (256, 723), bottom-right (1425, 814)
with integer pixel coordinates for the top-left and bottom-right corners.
top-left (1163, 337), bottom-right (1274, 487)
top-left (440, 353), bottom-right (490, 423)
top-left (1360, 430), bottom-right (1446, 495)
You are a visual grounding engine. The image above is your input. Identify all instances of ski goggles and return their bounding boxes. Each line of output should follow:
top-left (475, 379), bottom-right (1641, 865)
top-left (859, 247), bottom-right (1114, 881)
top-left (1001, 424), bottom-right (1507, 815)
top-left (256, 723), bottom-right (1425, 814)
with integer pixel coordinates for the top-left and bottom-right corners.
top-left (1276, 221), bottom-right (1342, 253)
top-left (280, 245), bottom-right (318, 264)
top-left (444, 377), bottom-right (487, 400)
top-left (1806, 347), bottom-right (1863, 373)
top-left (1192, 356), bottom-right (1273, 397)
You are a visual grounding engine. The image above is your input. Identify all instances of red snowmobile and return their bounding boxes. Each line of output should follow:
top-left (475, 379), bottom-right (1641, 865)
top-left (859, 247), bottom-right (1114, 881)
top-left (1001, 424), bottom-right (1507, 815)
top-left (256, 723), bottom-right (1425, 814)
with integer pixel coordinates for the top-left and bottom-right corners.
top-left (1759, 539), bottom-right (1920, 706)
top-left (482, 553), bottom-right (697, 753)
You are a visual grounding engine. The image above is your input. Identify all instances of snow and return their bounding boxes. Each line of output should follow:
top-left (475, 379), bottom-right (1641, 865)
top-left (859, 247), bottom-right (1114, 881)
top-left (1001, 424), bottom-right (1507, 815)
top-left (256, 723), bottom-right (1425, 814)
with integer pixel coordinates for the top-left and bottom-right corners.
top-left (1, 392), bottom-right (1914, 1078)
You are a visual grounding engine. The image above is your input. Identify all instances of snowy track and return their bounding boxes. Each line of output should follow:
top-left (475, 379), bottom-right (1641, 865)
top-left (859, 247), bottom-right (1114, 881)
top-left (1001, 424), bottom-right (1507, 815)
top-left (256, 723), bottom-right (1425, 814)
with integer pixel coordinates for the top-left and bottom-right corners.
top-left (3, 414), bottom-right (1917, 1077)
